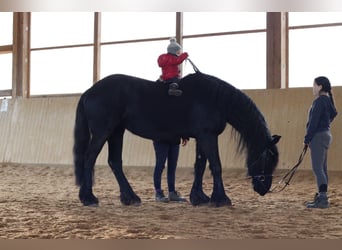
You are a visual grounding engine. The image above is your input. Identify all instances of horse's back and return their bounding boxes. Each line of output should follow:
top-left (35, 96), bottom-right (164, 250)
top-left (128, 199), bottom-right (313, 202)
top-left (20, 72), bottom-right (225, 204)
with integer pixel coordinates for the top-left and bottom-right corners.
top-left (78, 72), bottom-right (230, 140)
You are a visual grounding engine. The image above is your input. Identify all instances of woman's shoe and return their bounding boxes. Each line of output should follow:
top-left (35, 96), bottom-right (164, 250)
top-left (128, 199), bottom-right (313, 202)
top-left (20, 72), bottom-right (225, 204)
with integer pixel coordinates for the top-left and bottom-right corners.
top-left (155, 190), bottom-right (169, 203)
top-left (306, 194), bottom-right (329, 209)
top-left (169, 191), bottom-right (187, 202)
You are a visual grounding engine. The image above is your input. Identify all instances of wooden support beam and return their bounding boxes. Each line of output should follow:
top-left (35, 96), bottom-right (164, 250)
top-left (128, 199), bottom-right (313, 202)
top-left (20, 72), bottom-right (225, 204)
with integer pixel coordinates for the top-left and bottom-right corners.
top-left (176, 12), bottom-right (184, 76)
top-left (0, 89), bottom-right (12, 97)
top-left (12, 12), bottom-right (30, 98)
top-left (176, 12), bottom-right (183, 45)
top-left (0, 45), bottom-right (13, 54)
top-left (93, 12), bottom-right (101, 84)
top-left (266, 12), bottom-right (288, 89)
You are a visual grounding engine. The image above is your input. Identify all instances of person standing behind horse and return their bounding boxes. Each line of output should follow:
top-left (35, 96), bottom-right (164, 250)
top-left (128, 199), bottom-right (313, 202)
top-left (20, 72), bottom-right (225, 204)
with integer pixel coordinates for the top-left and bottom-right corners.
top-left (304, 76), bottom-right (337, 209)
top-left (158, 38), bottom-right (189, 96)
top-left (153, 137), bottom-right (189, 202)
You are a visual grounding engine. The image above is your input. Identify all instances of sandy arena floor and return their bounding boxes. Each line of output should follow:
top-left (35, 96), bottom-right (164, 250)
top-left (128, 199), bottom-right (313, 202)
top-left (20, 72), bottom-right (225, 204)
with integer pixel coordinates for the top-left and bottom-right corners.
top-left (0, 163), bottom-right (341, 239)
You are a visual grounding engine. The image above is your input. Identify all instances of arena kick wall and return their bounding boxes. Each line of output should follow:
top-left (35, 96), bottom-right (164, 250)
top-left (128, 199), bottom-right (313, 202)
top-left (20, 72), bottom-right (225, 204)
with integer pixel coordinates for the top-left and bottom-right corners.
top-left (0, 87), bottom-right (341, 170)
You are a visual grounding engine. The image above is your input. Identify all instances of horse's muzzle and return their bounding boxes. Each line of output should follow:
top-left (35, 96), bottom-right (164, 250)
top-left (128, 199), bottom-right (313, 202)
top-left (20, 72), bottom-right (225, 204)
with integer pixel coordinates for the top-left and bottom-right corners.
top-left (252, 175), bottom-right (272, 196)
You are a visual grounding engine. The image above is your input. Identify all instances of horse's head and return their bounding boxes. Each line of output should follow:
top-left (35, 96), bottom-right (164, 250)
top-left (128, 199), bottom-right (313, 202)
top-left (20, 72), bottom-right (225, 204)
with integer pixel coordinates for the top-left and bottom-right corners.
top-left (248, 134), bottom-right (281, 196)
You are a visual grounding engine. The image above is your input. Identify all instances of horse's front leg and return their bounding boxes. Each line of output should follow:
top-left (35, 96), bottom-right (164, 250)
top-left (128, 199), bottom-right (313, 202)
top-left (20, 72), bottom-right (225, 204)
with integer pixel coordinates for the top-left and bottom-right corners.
top-left (201, 135), bottom-right (232, 207)
top-left (108, 131), bottom-right (141, 206)
top-left (190, 142), bottom-right (210, 206)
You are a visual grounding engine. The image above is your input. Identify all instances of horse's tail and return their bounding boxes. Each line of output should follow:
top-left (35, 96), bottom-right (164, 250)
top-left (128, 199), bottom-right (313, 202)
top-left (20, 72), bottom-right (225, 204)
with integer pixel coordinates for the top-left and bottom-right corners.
top-left (73, 95), bottom-right (90, 186)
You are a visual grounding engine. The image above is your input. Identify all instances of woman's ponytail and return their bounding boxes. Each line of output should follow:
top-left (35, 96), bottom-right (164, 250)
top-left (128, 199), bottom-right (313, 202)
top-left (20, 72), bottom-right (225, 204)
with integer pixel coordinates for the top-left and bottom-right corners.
top-left (328, 90), bottom-right (338, 113)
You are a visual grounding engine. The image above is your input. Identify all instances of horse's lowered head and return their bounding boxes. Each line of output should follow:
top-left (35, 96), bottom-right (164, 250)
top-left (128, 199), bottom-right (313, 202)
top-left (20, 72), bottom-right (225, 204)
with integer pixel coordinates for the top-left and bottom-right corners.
top-left (247, 135), bottom-right (281, 196)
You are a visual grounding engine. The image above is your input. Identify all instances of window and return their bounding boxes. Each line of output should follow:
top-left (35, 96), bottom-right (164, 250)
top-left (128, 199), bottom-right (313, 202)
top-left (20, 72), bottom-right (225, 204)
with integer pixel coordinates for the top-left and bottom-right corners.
top-left (31, 12), bottom-right (94, 48)
top-left (101, 12), bottom-right (175, 42)
top-left (183, 33), bottom-right (266, 89)
top-left (9, 12), bottom-right (313, 96)
top-left (100, 12), bottom-right (177, 81)
top-left (30, 12), bottom-right (94, 95)
top-left (289, 12), bottom-right (342, 87)
top-left (183, 12), bottom-right (265, 35)
top-left (0, 12), bottom-right (13, 95)
top-left (0, 12), bottom-right (13, 46)
top-left (183, 12), bottom-right (266, 89)
top-left (30, 47), bottom-right (93, 95)
top-left (289, 12), bottom-right (342, 26)
top-left (0, 53), bottom-right (12, 90)
top-left (101, 40), bottom-right (166, 81)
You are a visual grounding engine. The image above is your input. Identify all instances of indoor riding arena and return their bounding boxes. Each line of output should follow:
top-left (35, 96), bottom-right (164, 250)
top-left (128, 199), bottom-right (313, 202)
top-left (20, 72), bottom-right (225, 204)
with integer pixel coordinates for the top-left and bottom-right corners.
top-left (1, 12), bottom-right (342, 240)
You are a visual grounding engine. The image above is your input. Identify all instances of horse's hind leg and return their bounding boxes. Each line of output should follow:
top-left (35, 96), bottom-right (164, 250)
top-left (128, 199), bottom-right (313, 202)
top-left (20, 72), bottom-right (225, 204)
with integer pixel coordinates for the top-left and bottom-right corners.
top-left (190, 141), bottom-right (210, 206)
top-left (80, 135), bottom-right (107, 206)
top-left (107, 129), bottom-right (141, 206)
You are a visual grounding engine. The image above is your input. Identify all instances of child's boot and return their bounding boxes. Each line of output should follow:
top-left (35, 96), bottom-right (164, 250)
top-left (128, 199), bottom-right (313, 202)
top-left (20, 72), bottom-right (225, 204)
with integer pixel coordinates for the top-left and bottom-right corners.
top-left (168, 82), bottom-right (182, 96)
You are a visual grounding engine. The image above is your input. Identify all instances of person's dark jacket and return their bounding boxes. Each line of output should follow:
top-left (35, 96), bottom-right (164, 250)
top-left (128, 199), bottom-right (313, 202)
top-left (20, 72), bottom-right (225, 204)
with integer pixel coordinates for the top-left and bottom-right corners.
top-left (304, 95), bottom-right (337, 144)
top-left (158, 52), bottom-right (188, 81)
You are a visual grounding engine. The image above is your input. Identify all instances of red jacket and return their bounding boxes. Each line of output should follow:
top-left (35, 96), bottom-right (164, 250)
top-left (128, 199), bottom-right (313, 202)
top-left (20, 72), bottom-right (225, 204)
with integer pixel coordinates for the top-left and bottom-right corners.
top-left (158, 52), bottom-right (189, 81)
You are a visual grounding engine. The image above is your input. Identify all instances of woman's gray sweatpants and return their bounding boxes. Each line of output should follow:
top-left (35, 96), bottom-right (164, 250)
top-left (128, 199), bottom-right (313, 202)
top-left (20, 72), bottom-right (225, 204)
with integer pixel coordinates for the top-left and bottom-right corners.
top-left (309, 130), bottom-right (332, 192)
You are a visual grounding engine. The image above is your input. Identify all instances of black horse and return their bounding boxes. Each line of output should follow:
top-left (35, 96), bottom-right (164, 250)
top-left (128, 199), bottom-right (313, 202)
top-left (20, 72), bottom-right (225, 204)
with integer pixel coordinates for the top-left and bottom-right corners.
top-left (73, 72), bottom-right (280, 207)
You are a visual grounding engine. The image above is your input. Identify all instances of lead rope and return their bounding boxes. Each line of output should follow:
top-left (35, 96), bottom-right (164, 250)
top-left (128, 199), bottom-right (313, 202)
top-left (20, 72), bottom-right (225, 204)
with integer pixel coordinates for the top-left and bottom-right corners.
top-left (186, 58), bottom-right (201, 73)
top-left (269, 145), bottom-right (308, 193)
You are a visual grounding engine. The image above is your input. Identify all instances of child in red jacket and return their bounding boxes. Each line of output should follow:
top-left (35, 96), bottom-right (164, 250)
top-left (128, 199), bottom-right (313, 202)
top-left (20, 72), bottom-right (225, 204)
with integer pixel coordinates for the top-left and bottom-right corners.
top-left (158, 38), bottom-right (189, 96)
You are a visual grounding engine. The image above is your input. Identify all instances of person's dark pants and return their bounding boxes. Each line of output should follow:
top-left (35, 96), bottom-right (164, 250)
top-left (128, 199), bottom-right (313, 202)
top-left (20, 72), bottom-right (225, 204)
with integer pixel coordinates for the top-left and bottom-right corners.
top-left (309, 130), bottom-right (332, 193)
top-left (153, 141), bottom-right (180, 193)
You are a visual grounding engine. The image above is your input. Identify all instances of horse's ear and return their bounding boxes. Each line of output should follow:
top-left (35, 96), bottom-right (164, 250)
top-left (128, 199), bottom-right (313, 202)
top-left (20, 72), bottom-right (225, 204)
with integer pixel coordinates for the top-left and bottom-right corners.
top-left (271, 135), bottom-right (281, 145)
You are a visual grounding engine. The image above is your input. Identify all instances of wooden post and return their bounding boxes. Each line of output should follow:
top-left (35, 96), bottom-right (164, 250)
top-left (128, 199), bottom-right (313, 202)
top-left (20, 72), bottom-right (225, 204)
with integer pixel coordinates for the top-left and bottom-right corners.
top-left (176, 12), bottom-right (184, 76)
top-left (12, 12), bottom-right (30, 98)
top-left (266, 12), bottom-right (288, 89)
top-left (93, 12), bottom-right (101, 84)
top-left (176, 12), bottom-right (183, 45)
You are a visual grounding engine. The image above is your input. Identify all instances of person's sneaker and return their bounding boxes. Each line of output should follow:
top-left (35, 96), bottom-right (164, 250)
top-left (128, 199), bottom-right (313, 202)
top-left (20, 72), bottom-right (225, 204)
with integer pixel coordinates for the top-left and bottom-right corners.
top-left (306, 194), bottom-right (329, 209)
top-left (168, 83), bottom-right (182, 96)
top-left (168, 191), bottom-right (187, 202)
top-left (155, 190), bottom-right (169, 203)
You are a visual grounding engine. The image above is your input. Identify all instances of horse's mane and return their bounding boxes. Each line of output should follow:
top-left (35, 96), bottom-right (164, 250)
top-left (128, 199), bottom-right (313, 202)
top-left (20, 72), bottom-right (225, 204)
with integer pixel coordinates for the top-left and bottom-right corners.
top-left (182, 72), bottom-right (271, 156)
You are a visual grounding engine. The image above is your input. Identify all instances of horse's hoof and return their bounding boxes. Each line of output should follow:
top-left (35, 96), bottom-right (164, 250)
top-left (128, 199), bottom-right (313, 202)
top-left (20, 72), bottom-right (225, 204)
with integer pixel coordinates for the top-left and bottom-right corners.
top-left (192, 202), bottom-right (210, 207)
top-left (131, 201), bottom-right (141, 207)
top-left (81, 197), bottom-right (99, 207)
top-left (82, 200), bottom-right (99, 207)
top-left (79, 193), bottom-right (99, 207)
top-left (121, 200), bottom-right (141, 206)
top-left (190, 192), bottom-right (210, 206)
top-left (86, 203), bottom-right (99, 207)
top-left (120, 196), bottom-right (141, 206)
top-left (190, 199), bottom-right (210, 206)
top-left (209, 199), bottom-right (232, 207)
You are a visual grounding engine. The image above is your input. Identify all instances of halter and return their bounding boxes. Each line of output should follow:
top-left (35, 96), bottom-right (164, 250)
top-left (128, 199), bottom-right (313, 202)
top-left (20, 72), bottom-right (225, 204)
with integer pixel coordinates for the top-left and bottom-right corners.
top-left (249, 147), bottom-right (274, 180)
top-left (247, 147), bottom-right (277, 196)
top-left (247, 145), bottom-right (308, 194)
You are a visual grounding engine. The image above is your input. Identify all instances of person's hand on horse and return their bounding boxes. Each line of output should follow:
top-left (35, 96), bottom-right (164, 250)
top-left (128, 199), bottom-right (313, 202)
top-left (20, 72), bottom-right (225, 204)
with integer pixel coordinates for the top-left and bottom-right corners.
top-left (181, 138), bottom-right (189, 146)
